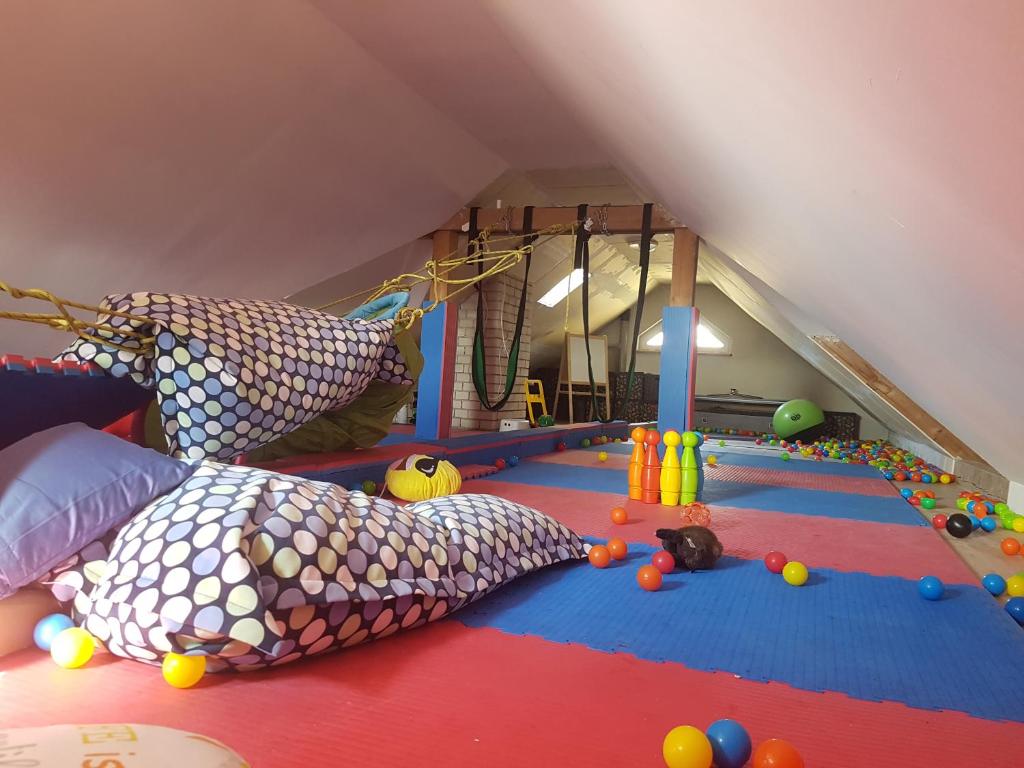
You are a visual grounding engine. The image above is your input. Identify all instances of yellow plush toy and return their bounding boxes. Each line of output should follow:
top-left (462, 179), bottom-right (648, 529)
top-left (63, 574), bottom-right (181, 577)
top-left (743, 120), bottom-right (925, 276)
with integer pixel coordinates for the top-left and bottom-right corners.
top-left (385, 455), bottom-right (462, 502)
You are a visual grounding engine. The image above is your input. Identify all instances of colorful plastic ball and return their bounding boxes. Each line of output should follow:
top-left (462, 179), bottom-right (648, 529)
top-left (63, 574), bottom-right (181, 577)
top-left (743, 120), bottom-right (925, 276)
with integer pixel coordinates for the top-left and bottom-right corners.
top-left (598, 451), bottom-right (608, 462)
top-left (939, 473), bottom-right (952, 484)
top-left (610, 507), bottom-right (629, 525)
top-left (921, 474), bottom-right (932, 483)
top-left (706, 454), bottom-right (718, 466)
top-left (980, 517), bottom-right (998, 532)
top-left (494, 458), bottom-right (507, 470)
top-left (1002, 538), bottom-right (1021, 556)
top-left (718, 439), bottom-right (726, 447)
top-left (945, 513), bottom-right (973, 539)
top-left (556, 441), bottom-right (566, 452)
top-left (607, 538), bottom-right (628, 561)
top-left (931, 514), bottom-right (947, 530)
top-left (581, 438), bottom-right (591, 448)
top-left (994, 502), bottom-right (1010, 515)
top-left (705, 719), bottom-right (752, 768)
top-left (955, 497), bottom-right (968, 510)
top-left (780, 453), bottom-right (791, 462)
top-left (908, 496), bottom-right (921, 507)
top-left (918, 575), bottom-right (944, 601)
top-left (1007, 575), bottom-right (1024, 598)
top-left (982, 573), bottom-right (1007, 596)
top-left (910, 472), bottom-right (922, 482)
top-left (755, 438), bottom-right (763, 445)
top-left (900, 488), bottom-right (913, 499)
top-left (361, 480), bottom-right (377, 495)
top-left (968, 514), bottom-right (981, 529)
top-left (50, 627), bottom-right (95, 669)
top-left (33, 613), bottom-right (75, 652)
top-left (662, 725), bottom-right (713, 768)
top-left (162, 652), bottom-right (207, 689)
top-left (637, 564), bottom-right (663, 591)
top-left (1014, 518), bottom-right (1024, 534)
top-left (1006, 597), bottom-right (1024, 625)
top-left (967, 500), bottom-right (983, 515)
top-left (508, 455), bottom-right (520, 467)
top-left (920, 497), bottom-right (936, 511)
top-left (588, 545), bottom-right (611, 569)
top-left (764, 551), bottom-right (788, 574)
top-left (751, 738), bottom-right (804, 768)
top-left (652, 550), bottom-right (676, 574)
top-left (782, 561), bottom-right (809, 586)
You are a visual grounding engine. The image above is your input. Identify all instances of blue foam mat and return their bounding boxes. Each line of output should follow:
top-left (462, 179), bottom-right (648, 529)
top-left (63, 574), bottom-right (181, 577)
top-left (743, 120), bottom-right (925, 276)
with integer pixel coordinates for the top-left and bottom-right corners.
top-left (597, 442), bottom-right (882, 478)
top-left (500, 462), bottom-right (922, 525)
top-left (457, 545), bottom-right (1024, 722)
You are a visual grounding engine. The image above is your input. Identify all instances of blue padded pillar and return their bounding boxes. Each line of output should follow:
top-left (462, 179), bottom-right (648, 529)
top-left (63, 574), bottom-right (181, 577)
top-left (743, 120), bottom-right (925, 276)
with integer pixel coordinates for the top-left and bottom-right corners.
top-left (656, 306), bottom-right (699, 436)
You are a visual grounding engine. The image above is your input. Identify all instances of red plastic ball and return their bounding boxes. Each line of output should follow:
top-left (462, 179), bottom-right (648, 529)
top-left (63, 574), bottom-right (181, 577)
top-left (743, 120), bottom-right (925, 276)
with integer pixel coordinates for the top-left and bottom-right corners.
top-left (894, 472), bottom-right (907, 481)
top-left (636, 564), bottom-right (663, 591)
top-left (651, 551), bottom-right (675, 574)
top-left (764, 551), bottom-right (788, 574)
top-left (752, 738), bottom-right (804, 768)
top-left (607, 538), bottom-right (628, 561)
top-left (494, 458), bottom-right (506, 470)
top-left (908, 496), bottom-right (921, 507)
top-left (911, 472), bottom-right (922, 482)
top-left (610, 507), bottom-right (629, 525)
top-left (588, 545), bottom-right (611, 569)
top-left (555, 441), bottom-right (566, 452)
top-left (931, 514), bottom-right (947, 529)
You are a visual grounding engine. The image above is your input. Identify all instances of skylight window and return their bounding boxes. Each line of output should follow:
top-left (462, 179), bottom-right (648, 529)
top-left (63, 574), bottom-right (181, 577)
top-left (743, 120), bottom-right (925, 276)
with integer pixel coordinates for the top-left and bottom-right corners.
top-left (537, 268), bottom-right (587, 307)
top-left (645, 319), bottom-right (730, 354)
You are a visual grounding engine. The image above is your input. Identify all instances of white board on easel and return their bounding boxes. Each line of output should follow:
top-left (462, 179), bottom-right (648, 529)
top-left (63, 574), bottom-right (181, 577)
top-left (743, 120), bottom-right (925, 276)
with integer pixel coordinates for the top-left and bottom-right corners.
top-left (555, 333), bottom-right (610, 423)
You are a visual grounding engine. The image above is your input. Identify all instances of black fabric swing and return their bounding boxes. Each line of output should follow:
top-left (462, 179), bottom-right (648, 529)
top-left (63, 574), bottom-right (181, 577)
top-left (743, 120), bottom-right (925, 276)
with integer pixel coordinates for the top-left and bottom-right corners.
top-left (470, 206), bottom-right (536, 411)
top-left (577, 202), bottom-right (654, 424)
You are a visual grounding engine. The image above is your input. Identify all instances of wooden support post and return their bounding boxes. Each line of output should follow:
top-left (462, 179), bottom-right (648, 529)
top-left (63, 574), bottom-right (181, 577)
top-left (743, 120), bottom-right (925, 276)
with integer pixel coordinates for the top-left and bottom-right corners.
top-left (430, 230), bottom-right (460, 301)
top-left (657, 228), bottom-right (700, 434)
top-left (438, 205), bottom-right (680, 234)
top-left (670, 228), bottom-right (699, 306)
top-left (812, 336), bottom-right (989, 464)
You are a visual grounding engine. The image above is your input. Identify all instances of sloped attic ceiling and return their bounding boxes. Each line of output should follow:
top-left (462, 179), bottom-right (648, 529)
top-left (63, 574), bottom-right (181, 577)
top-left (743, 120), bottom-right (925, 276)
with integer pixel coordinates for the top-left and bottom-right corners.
top-left (1, 1), bottom-right (1020, 483)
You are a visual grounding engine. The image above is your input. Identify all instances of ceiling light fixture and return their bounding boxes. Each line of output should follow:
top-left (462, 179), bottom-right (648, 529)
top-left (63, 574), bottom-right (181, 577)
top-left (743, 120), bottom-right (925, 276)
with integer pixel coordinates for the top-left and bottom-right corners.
top-left (537, 268), bottom-right (588, 307)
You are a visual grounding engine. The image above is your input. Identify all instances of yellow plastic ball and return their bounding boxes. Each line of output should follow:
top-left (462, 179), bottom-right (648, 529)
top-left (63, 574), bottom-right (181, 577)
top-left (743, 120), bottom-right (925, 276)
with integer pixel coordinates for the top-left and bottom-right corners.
top-left (162, 652), bottom-right (207, 689)
top-left (662, 725), bottom-right (713, 768)
top-left (706, 455), bottom-right (718, 466)
top-left (939, 474), bottom-right (952, 484)
top-left (1013, 518), bottom-right (1024, 534)
top-left (50, 627), bottom-right (96, 669)
top-left (782, 561), bottom-right (809, 586)
top-left (1007, 575), bottom-right (1024, 598)
top-left (598, 451), bottom-right (608, 462)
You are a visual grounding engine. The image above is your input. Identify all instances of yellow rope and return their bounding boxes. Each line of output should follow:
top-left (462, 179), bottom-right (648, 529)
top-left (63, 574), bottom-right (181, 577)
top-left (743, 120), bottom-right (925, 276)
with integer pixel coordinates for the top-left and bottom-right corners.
top-left (0, 222), bottom-right (577, 346)
top-left (0, 281), bottom-right (155, 352)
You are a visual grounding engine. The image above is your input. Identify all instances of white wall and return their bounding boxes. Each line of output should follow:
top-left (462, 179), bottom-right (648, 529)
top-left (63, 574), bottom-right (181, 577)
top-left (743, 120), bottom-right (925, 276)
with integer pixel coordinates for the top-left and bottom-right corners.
top-left (602, 284), bottom-right (888, 439)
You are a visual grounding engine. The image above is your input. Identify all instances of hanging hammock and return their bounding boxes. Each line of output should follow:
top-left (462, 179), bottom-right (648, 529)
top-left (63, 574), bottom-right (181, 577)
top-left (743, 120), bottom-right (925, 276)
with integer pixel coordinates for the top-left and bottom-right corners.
top-left (577, 202), bottom-right (654, 424)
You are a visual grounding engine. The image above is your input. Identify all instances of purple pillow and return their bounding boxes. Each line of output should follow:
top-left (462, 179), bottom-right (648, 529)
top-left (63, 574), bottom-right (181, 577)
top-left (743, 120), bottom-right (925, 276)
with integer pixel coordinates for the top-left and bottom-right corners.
top-left (0, 422), bottom-right (195, 599)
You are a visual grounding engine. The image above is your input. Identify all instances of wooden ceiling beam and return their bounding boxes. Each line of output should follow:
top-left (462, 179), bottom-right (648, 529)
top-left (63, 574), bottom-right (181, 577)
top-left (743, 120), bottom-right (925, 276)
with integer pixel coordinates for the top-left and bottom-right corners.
top-left (812, 336), bottom-right (989, 465)
top-left (436, 204), bottom-right (680, 234)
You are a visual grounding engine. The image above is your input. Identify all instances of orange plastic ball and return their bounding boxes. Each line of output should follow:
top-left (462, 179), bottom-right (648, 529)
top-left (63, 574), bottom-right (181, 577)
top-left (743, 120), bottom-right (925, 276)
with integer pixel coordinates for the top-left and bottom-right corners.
top-left (610, 507), bottom-right (629, 525)
top-left (588, 545), bottom-right (612, 568)
top-left (636, 564), bottom-right (663, 591)
top-left (607, 538), bottom-right (628, 560)
top-left (751, 738), bottom-right (804, 768)
top-left (1002, 538), bottom-right (1021, 556)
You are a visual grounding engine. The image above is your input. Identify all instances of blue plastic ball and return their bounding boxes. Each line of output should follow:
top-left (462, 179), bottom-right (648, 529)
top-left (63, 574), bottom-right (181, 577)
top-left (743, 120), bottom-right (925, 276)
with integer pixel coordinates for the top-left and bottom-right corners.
top-left (705, 719), bottom-right (752, 768)
top-left (883, 471), bottom-right (894, 480)
top-left (1006, 597), bottom-right (1024, 625)
top-left (968, 514), bottom-right (981, 530)
top-left (33, 613), bottom-right (75, 651)
top-left (982, 573), bottom-right (1007, 596)
top-left (918, 575), bottom-right (944, 601)
top-left (507, 455), bottom-right (520, 467)
top-left (980, 517), bottom-right (998, 533)
top-left (900, 488), bottom-right (913, 499)
top-left (922, 474), bottom-right (932, 483)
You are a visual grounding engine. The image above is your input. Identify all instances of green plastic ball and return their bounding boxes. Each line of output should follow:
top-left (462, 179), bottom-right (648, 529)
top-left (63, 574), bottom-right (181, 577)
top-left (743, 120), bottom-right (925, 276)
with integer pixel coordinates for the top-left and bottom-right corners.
top-left (780, 452), bottom-right (791, 461)
top-left (921, 497), bottom-right (936, 510)
top-left (581, 438), bottom-right (591, 448)
top-left (772, 399), bottom-right (825, 440)
top-left (362, 480), bottom-right (377, 495)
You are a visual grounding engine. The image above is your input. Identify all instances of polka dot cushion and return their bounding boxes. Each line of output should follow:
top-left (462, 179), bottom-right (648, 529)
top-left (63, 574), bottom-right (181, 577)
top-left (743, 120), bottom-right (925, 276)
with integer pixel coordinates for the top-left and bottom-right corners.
top-left (42, 464), bottom-right (589, 672)
top-left (59, 293), bottom-right (414, 461)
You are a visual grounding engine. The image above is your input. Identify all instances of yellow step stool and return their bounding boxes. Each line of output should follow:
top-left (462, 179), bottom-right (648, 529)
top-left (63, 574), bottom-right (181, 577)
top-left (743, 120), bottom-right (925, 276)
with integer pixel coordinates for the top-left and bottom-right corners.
top-left (524, 379), bottom-right (549, 426)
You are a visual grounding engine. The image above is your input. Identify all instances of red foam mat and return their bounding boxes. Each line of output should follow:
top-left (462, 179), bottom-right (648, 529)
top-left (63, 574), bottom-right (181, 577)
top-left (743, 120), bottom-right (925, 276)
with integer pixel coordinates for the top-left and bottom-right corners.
top-left (462, 479), bottom-right (978, 583)
top-left (2, 622), bottom-right (1020, 767)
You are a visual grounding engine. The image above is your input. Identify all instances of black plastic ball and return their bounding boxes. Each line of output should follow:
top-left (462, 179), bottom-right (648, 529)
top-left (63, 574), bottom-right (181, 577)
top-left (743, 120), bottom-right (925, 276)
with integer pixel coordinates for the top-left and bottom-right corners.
top-left (945, 513), bottom-right (973, 539)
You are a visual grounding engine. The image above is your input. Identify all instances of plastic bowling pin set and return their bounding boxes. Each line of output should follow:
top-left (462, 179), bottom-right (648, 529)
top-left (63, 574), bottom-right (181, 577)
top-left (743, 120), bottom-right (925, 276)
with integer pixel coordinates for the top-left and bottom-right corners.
top-left (628, 426), bottom-right (704, 505)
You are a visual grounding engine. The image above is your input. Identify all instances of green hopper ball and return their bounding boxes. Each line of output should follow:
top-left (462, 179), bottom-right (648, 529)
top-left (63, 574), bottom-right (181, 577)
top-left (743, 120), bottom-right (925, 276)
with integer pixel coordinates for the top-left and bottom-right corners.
top-left (921, 497), bottom-right (936, 510)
